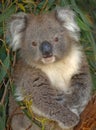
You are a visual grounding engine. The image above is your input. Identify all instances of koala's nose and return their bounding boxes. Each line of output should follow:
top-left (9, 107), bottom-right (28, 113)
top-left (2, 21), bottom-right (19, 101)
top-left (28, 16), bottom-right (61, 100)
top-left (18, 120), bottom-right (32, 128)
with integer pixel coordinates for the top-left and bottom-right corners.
top-left (40, 41), bottom-right (52, 57)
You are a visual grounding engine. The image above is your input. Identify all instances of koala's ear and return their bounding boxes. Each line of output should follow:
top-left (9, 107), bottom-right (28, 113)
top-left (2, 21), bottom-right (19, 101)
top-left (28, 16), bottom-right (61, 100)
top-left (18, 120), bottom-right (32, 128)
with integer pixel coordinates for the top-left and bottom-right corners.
top-left (8, 12), bottom-right (27, 51)
top-left (56, 7), bottom-right (80, 41)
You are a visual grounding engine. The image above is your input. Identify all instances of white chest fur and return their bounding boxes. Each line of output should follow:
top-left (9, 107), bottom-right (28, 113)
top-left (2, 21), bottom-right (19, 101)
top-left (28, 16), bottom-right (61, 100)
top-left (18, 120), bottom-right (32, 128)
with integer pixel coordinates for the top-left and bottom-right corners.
top-left (38, 46), bottom-right (82, 92)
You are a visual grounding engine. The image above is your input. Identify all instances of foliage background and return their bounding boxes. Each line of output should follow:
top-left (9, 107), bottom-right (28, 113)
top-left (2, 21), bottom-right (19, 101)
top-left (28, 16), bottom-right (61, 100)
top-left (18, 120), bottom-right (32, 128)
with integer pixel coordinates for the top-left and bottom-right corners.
top-left (0, 0), bottom-right (96, 130)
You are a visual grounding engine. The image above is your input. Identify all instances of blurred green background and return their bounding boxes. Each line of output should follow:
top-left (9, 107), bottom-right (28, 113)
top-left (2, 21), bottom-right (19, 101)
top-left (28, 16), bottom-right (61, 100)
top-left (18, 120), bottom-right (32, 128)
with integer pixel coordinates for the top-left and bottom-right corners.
top-left (0, 0), bottom-right (96, 130)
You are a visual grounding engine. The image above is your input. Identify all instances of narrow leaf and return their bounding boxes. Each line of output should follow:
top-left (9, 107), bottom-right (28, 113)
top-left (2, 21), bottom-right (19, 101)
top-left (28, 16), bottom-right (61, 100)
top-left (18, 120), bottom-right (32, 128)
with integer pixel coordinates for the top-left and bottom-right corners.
top-left (0, 104), bottom-right (6, 130)
top-left (18, 3), bottom-right (26, 12)
top-left (0, 5), bottom-right (16, 23)
top-left (0, 54), bottom-right (10, 83)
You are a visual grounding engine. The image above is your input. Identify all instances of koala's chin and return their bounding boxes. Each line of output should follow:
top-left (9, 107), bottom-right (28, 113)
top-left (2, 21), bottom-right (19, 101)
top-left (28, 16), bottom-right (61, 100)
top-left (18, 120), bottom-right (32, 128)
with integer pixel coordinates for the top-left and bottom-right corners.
top-left (41, 56), bottom-right (56, 64)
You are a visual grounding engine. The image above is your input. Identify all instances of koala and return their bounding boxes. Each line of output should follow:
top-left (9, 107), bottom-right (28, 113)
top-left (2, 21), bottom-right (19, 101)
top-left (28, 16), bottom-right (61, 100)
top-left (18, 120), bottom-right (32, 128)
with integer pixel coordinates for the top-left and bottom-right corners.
top-left (7, 7), bottom-right (92, 130)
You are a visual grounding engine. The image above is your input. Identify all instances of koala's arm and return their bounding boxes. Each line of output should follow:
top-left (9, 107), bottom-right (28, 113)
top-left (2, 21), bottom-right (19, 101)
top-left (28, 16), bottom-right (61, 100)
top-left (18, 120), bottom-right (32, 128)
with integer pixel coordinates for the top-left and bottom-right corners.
top-left (65, 57), bottom-right (92, 114)
top-left (13, 60), bottom-right (79, 129)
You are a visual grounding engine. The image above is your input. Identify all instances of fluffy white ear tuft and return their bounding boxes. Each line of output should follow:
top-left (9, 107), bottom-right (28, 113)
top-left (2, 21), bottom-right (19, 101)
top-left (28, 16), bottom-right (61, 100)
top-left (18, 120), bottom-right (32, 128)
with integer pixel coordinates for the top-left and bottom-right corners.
top-left (8, 12), bottom-right (27, 51)
top-left (56, 7), bottom-right (80, 41)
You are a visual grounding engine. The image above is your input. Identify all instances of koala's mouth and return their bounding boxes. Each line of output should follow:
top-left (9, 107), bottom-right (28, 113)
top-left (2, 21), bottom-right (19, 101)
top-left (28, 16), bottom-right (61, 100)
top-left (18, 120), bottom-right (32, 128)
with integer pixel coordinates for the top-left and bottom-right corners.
top-left (41, 56), bottom-right (55, 64)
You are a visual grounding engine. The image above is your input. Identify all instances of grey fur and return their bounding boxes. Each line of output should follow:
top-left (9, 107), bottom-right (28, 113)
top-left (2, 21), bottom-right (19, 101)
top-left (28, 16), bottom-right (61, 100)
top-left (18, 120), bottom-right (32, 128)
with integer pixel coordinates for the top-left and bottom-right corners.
top-left (8, 7), bottom-right (92, 130)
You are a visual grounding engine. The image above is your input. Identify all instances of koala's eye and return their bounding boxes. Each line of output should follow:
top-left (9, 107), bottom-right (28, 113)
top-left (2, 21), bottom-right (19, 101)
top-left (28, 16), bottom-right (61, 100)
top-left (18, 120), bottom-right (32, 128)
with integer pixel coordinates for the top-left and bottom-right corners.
top-left (32, 41), bottom-right (37, 47)
top-left (54, 37), bottom-right (59, 42)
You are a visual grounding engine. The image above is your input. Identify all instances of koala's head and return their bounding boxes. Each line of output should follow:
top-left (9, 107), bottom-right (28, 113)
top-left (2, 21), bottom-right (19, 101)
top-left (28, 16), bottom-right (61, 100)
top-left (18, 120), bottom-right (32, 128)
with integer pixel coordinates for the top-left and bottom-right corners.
top-left (8, 7), bottom-right (80, 66)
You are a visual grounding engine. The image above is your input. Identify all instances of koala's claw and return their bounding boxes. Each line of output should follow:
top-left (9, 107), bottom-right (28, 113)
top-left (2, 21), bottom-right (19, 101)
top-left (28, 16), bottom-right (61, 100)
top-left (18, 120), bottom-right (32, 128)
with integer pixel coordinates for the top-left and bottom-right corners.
top-left (53, 109), bottom-right (80, 129)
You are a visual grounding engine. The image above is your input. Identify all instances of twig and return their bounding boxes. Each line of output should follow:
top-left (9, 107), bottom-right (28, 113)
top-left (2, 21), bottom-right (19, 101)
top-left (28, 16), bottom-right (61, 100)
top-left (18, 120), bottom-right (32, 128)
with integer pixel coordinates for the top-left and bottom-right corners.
top-left (0, 80), bottom-right (9, 104)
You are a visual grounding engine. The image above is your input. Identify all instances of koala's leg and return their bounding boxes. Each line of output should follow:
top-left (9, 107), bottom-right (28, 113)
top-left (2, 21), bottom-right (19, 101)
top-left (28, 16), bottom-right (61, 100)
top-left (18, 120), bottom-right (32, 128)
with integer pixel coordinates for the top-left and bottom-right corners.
top-left (67, 60), bottom-right (92, 115)
top-left (12, 64), bottom-right (78, 129)
top-left (8, 94), bottom-right (41, 130)
top-left (8, 95), bottom-right (73, 130)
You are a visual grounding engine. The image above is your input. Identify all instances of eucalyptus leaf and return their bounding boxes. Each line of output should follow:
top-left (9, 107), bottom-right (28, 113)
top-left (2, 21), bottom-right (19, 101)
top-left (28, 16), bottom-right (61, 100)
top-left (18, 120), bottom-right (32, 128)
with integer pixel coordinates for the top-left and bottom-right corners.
top-left (76, 17), bottom-right (90, 31)
top-left (0, 45), bottom-right (6, 62)
top-left (18, 3), bottom-right (26, 12)
top-left (0, 5), bottom-right (16, 23)
top-left (0, 104), bottom-right (6, 130)
top-left (0, 54), bottom-right (10, 84)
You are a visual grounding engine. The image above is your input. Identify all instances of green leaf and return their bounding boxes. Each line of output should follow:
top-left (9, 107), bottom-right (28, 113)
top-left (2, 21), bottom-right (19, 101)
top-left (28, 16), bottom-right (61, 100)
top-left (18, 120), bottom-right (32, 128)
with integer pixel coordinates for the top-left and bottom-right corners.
top-left (0, 54), bottom-right (10, 84)
top-left (77, 17), bottom-right (90, 31)
top-left (0, 104), bottom-right (6, 130)
top-left (0, 26), bottom-right (3, 35)
top-left (37, 1), bottom-right (46, 9)
top-left (59, 0), bottom-right (70, 6)
top-left (18, 3), bottom-right (26, 12)
top-left (86, 32), bottom-right (96, 60)
top-left (47, 0), bottom-right (56, 9)
top-left (0, 5), bottom-right (16, 23)
top-left (0, 45), bottom-right (6, 62)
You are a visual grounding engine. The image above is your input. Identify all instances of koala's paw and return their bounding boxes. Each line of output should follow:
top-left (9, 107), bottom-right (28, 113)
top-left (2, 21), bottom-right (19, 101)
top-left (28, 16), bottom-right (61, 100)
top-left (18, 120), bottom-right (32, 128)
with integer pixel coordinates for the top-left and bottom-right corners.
top-left (57, 111), bottom-right (80, 129)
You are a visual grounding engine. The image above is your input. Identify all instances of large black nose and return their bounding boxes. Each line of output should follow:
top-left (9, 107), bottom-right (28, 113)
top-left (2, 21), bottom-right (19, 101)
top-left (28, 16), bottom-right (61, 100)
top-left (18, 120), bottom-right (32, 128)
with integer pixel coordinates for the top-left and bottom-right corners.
top-left (40, 41), bottom-right (52, 57)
